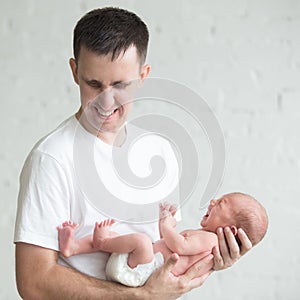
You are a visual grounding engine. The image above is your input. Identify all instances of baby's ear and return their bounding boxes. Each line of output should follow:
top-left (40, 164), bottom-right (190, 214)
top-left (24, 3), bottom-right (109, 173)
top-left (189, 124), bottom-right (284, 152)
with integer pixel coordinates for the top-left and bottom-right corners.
top-left (230, 226), bottom-right (238, 236)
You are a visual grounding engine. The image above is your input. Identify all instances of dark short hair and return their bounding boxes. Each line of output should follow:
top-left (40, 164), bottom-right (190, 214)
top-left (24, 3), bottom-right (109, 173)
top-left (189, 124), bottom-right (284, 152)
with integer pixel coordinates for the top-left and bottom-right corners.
top-left (73, 7), bottom-right (149, 64)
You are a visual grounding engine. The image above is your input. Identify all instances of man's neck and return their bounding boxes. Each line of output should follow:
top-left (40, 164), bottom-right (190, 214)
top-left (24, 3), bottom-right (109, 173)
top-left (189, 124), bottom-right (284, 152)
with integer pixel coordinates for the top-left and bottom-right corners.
top-left (97, 126), bottom-right (127, 147)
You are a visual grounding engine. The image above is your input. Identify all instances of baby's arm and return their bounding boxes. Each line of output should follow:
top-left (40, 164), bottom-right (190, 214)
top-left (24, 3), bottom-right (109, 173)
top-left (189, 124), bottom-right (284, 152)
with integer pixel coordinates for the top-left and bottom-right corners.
top-left (159, 203), bottom-right (177, 238)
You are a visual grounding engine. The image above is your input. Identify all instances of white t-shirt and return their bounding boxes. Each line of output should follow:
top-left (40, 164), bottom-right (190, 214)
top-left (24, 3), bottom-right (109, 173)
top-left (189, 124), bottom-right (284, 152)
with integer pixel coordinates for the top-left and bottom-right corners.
top-left (14, 115), bottom-right (179, 279)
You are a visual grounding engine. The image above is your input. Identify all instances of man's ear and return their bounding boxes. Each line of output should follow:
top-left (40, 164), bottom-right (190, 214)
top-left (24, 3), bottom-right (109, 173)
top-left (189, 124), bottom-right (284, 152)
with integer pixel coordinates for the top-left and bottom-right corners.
top-left (69, 58), bottom-right (79, 85)
top-left (140, 64), bottom-right (151, 82)
top-left (230, 226), bottom-right (238, 236)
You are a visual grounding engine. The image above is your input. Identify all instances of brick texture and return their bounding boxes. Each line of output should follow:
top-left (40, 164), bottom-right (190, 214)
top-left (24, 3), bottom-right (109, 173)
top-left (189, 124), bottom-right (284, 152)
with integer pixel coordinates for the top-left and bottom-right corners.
top-left (1, 0), bottom-right (299, 299)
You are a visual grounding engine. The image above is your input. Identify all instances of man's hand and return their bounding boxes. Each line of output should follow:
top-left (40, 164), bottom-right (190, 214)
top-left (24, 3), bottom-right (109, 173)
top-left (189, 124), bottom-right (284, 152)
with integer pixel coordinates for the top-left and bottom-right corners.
top-left (212, 227), bottom-right (253, 270)
top-left (141, 253), bottom-right (213, 300)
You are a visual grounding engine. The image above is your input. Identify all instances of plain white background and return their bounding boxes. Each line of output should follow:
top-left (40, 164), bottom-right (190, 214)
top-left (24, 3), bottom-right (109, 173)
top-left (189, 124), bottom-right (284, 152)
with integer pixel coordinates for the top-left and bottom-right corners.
top-left (1, 0), bottom-right (299, 299)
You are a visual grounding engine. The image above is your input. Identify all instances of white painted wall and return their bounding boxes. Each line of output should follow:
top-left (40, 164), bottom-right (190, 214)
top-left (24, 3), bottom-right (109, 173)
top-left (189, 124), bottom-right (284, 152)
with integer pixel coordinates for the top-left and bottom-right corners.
top-left (1, 0), bottom-right (299, 299)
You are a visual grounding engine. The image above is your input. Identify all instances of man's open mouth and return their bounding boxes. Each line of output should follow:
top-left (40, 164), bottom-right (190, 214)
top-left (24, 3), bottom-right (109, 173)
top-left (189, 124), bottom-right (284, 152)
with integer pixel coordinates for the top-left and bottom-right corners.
top-left (94, 106), bottom-right (120, 118)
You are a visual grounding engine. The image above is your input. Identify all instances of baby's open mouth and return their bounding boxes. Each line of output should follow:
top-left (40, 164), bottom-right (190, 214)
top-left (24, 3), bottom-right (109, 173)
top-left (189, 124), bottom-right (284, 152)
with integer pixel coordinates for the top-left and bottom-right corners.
top-left (203, 211), bottom-right (209, 218)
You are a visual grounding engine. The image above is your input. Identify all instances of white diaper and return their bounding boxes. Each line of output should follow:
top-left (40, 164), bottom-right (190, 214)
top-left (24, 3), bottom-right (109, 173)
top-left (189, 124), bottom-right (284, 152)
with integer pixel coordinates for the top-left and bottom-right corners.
top-left (105, 252), bottom-right (164, 287)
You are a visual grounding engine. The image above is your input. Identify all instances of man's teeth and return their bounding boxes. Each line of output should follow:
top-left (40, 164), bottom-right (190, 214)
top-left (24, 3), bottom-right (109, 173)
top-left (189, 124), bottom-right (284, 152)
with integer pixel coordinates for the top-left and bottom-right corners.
top-left (97, 108), bottom-right (116, 117)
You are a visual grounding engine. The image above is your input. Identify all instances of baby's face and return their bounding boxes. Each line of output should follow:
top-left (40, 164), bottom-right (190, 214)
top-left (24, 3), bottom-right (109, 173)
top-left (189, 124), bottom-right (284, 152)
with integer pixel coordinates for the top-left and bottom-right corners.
top-left (200, 194), bottom-right (237, 232)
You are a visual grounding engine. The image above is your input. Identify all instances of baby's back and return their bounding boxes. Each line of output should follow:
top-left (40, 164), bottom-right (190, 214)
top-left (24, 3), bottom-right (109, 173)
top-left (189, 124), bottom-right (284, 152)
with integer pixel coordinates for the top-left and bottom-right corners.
top-left (153, 229), bottom-right (218, 276)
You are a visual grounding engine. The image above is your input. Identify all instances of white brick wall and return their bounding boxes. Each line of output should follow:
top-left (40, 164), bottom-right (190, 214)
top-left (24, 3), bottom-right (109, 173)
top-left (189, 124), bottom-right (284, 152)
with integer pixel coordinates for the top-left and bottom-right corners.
top-left (1, 0), bottom-right (299, 299)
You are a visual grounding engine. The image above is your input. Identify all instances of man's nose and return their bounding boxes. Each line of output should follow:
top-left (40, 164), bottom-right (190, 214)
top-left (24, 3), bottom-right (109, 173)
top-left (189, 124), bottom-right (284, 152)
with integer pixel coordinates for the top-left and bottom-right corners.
top-left (97, 88), bottom-right (115, 110)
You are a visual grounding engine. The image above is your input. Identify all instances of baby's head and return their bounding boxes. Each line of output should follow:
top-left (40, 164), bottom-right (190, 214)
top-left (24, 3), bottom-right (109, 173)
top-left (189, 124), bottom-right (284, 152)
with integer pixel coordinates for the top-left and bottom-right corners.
top-left (201, 192), bottom-right (268, 246)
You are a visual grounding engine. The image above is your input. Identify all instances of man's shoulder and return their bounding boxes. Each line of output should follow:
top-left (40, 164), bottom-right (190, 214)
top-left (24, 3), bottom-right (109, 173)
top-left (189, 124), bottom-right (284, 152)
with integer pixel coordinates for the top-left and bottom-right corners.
top-left (31, 115), bottom-right (77, 161)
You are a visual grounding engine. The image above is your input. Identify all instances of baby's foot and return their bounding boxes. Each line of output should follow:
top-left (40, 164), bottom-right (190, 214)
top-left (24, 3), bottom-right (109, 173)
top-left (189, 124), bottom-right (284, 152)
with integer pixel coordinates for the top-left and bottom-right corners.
top-left (57, 221), bottom-right (79, 258)
top-left (93, 219), bottom-right (115, 249)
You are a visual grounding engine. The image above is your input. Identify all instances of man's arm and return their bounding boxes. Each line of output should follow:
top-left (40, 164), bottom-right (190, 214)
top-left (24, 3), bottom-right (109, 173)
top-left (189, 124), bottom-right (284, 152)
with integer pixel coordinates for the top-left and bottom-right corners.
top-left (16, 242), bottom-right (213, 300)
top-left (16, 242), bottom-right (143, 300)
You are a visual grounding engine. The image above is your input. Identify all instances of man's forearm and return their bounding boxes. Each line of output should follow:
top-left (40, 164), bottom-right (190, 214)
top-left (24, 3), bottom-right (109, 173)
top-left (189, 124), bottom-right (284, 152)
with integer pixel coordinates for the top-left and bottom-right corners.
top-left (42, 264), bottom-right (146, 300)
top-left (19, 262), bottom-right (147, 300)
top-left (15, 243), bottom-right (147, 300)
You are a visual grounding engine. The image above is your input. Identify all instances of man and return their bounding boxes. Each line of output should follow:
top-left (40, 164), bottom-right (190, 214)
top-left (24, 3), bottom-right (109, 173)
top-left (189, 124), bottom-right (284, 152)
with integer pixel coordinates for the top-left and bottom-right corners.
top-left (15, 7), bottom-right (252, 299)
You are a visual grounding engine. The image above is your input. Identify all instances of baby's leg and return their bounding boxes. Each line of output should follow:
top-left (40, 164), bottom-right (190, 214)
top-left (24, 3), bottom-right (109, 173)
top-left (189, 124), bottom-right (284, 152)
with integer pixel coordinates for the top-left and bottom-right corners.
top-left (57, 221), bottom-right (97, 257)
top-left (93, 219), bottom-right (154, 268)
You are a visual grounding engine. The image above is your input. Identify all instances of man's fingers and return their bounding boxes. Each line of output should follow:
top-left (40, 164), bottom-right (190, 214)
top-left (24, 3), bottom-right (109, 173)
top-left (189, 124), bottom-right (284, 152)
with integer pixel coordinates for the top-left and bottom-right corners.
top-left (215, 227), bottom-right (237, 269)
top-left (212, 246), bottom-right (224, 270)
top-left (214, 227), bottom-right (253, 271)
top-left (182, 254), bottom-right (213, 282)
top-left (187, 270), bottom-right (213, 290)
top-left (237, 228), bottom-right (252, 255)
top-left (224, 227), bottom-right (240, 259)
top-left (216, 227), bottom-right (230, 260)
top-left (162, 253), bottom-right (179, 274)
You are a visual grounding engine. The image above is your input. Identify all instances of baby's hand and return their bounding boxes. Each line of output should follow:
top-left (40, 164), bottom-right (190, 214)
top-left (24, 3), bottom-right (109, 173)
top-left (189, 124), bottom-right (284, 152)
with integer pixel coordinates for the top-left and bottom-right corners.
top-left (159, 202), bottom-right (177, 229)
top-left (159, 202), bottom-right (177, 219)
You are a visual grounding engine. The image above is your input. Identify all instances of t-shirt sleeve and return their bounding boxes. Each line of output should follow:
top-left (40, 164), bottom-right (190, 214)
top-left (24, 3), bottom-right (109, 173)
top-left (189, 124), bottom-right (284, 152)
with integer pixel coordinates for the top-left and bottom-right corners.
top-left (14, 150), bottom-right (71, 251)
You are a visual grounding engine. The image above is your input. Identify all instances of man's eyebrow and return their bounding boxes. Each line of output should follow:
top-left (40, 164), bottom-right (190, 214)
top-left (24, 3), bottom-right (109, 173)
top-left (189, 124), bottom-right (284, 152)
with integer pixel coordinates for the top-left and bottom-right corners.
top-left (84, 78), bottom-right (103, 85)
top-left (83, 78), bottom-right (126, 86)
top-left (112, 81), bottom-right (123, 85)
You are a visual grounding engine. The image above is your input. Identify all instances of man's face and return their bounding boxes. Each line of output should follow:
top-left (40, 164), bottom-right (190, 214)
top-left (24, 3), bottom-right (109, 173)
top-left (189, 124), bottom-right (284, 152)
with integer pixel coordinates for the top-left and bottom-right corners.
top-left (70, 46), bottom-right (150, 135)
